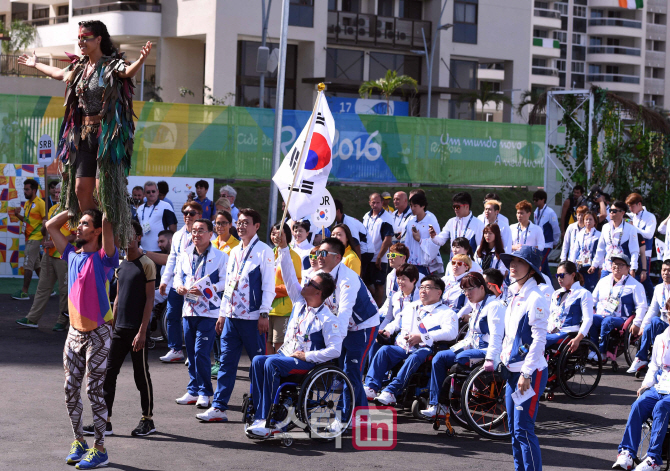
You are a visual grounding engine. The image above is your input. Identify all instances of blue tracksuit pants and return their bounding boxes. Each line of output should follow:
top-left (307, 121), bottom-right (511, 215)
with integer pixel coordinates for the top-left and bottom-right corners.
top-left (619, 387), bottom-right (670, 465)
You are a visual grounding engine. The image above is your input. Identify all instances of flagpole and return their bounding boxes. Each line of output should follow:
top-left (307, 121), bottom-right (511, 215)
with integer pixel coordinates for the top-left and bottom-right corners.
top-left (278, 83), bottom-right (325, 230)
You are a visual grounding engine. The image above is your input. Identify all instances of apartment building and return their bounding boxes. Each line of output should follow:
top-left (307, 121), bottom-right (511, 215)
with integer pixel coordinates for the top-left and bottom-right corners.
top-left (1, 0), bottom-right (667, 120)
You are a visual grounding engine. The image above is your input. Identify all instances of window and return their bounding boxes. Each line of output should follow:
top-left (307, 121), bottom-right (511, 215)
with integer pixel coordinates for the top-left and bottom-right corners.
top-left (560, 44), bottom-right (567, 59)
top-left (571, 62), bottom-right (584, 73)
top-left (325, 48), bottom-right (364, 81)
top-left (480, 81), bottom-right (501, 92)
top-left (573, 6), bottom-right (586, 18)
top-left (653, 68), bottom-right (664, 79)
top-left (454, 0), bottom-right (478, 44)
top-left (572, 45), bottom-right (586, 61)
top-left (289, 0), bottom-right (313, 27)
top-left (533, 29), bottom-right (548, 39)
top-left (377, 0), bottom-right (393, 16)
top-left (573, 18), bottom-right (586, 33)
top-left (532, 58), bottom-right (547, 67)
top-left (572, 33), bottom-right (583, 45)
top-left (561, 16), bottom-right (568, 30)
top-left (654, 41), bottom-right (666, 52)
top-left (589, 64), bottom-right (602, 74)
top-left (369, 52), bottom-right (421, 81)
top-left (554, 31), bottom-right (567, 43)
top-left (0, 14), bottom-right (5, 27)
top-left (606, 37), bottom-right (620, 46)
top-left (572, 74), bottom-right (585, 88)
top-left (554, 3), bottom-right (568, 16)
top-left (478, 63), bottom-right (504, 70)
top-left (328, 0), bottom-right (337, 11)
top-left (449, 59), bottom-right (477, 119)
top-left (605, 65), bottom-right (619, 74)
top-left (32, 6), bottom-right (49, 19)
top-left (590, 37), bottom-right (602, 46)
top-left (341, 0), bottom-right (360, 13)
top-left (57, 5), bottom-right (68, 16)
top-left (556, 60), bottom-right (566, 71)
top-left (591, 9), bottom-right (603, 18)
top-left (400, 0), bottom-right (422, 19)
top-left (574, 0), bottom-right (587, 4)
top-left (559, 72), bottom-right (566, 88)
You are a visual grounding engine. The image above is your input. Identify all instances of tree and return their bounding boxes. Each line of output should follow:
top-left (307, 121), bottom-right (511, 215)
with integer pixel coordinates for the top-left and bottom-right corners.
top-left (0, 21), bottom-right (37, 55)
top-left (457, 82), bottom-right (512, 120)
top-left (358, 69), bottom-right (418, 116)
top-left (516, 89), bottom-right (543, 120)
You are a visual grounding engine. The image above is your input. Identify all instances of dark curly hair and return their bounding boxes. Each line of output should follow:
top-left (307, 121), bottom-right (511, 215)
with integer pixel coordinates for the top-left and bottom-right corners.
top-left (78, 20), bottom-right (118, 56)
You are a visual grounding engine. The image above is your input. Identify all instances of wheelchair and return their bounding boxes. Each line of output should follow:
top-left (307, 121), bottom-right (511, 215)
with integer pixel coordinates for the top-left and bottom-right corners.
top-left (603, 315), bottom-right (641, 373)
top-left (241, 361), bottom-right (354, 447)
top-left (431, 361), bottom-right (510, 440)
top-left (638, 418), bottom-right (670, 471)
top-left (543, 334), bottom-right (602, 401)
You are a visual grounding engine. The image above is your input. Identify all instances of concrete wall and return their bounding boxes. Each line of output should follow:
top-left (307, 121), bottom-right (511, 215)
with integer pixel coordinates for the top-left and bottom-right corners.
top-left (157, 37), bottom-right (205, 104)
top-left (0, 75), bottom-right (65, 96)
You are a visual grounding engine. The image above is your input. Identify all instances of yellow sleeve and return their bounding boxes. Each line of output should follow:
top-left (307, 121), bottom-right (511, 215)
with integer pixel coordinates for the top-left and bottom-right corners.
top-left (345, 253), bottom-right (361, 275)
top-left (290, 249), bottom-right (302, 282)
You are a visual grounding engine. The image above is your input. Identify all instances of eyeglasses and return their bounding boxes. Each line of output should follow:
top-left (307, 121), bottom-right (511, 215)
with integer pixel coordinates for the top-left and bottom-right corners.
top-left (461, 286), bottom-right (478, 294)
top-left (419, 285), bottom-right (440, 291)
top-left (387, 252), bottom-right (405, 259)
top-left (609, 208), bottom-right (622, 214)
top-left (191, 229), bottom-right (210, 235)
top-left (451, 261), bottom-right (467, 267)
top-left (452, 204), bottom-right (461, 210)
top-left (77, 35), bottom-right (96, 43)
top-left (316, 250), bottom-right (339, 258)
top-left (237, 220), bottom-right (250, 227)
top-left (307, 280), bottom-right (322, 291)
top-left (220, 194), bottom-right (228, 198)
top-left (215, 221), bottom-right (230, 227)
top-left (182, 210), bottom-right (198, 217)
top-left (308, 254), bottom-right (318, 261)
top-left (145, 190), bottom-right (157, 194)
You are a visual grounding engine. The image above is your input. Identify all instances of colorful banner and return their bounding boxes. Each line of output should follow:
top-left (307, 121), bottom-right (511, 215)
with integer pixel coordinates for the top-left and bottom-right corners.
top-left (0, 94), bottom-right (545, 187)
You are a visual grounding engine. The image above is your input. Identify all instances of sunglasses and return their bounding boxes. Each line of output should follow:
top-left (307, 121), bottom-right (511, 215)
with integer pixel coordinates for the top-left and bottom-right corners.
top-left (452, 204), bottom-right (461, 210)
top-left (556, 273), bottom-right (568, 279)
top-left (215, 221), bottom-right (230, 227)
top-left (308, 254), bottom-right (318, 261)
top-left (316, 250), bottom-right (339, 258)
top-left (451, 261), bottom-right (467, 267)
top-left (307, 280), bottom-right (322, 291)
top-left (146, 190), bottom-right (157, 194)
top-left (387, 252), bottom-right (405, 259)
top-left (609, 208), bottom-right (623, 213)
top-left (182, 210), bottom-right (198, 217)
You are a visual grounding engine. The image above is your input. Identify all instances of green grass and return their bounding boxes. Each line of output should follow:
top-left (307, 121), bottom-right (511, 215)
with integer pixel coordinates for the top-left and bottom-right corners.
top-left (0, 279), bottom-right (39, 295)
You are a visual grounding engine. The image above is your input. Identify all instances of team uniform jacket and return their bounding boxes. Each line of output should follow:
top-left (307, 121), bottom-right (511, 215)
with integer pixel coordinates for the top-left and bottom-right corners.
top-left (173, 243), bottom-right (229, 318)
top-left (477, 213), bottom-right (512, 253)
top-left (592, 274), bottom-right (647, 319)
top-left (570, 227), bottom-right (600, 266)
top-left (363, 210), bottom-right (395, 262)
top-left (548, 282), bottom-right (594, 336)
top-left (641, 327), bottom-right (670, 389)
top-left (221, 234), bottom-right (276, 320)
top-left (378, 289), bottom-right (419, 331)
top-left (404, 211), bottom-right (443, 272)
top-left (160, 225), bottom-right (193, 290)
top-left (534, 205), bottom-right (560, 250)
top-left (561, 222), bottom-right (583, 262)
top-left (383, 300), bottom-right (459, 352)
top-left (385, 268), bottom-right (424, 300)
top-left (500, 278), bottom-right (550, 375)
top-left (636, 282), bottom-right (670, 330)
top-left (392, 206), bottom-right (413, 243)
top-left (276, 249), bottom-right (343, 363)
top-left (474, 250), bottom-right (507, 275)
top-left (441, 272), bottom-right (468, 315)
top-left (451, 294), bottom-right (506, 363)
top-left (509, 222), bottom-right (545, 251)
top-left (427, 212), bottom-right (485, 261)
top-left (342, 214), bottom-right (368, 254)
top-left (592, 221), bottom-right (640, 272)
top-left (631, 209), bottom-right (657, 257)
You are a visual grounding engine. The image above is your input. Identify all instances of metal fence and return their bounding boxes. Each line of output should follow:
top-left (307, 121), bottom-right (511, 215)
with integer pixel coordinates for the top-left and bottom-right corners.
top-left (0, 55), bottom-right (71, 78)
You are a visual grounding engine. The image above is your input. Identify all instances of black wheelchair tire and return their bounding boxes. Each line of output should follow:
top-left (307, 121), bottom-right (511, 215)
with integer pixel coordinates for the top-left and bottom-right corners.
top-left (460, 366), bottom-right (510, 441)
top-left (557, 338), bottom-right (602, 399)
top-left (624, 331), bottom-right (641, 367)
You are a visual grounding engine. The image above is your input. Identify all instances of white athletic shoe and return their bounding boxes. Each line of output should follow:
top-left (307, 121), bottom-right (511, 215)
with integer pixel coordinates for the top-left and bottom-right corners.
top-left (587, 351), bottom-right (599, 362)
top-left (248, 419), bottom-right (274, 439)
top-left (195, 407), bottom-right (228, 422)
top-left (421, 405), bottom-right (439, 419)
top-left (175, 392), bottom-right (198, 405)
top-left (363, 385), bottom-right (377, 401)
top-left (635, 457), bottom-right (661, 471)
top-left (612, 450), bottom-right (634, 470)
top-left (326, 417), bottom-right (349, 434)
top-left (160, 349), bottom-right (184, 363)
top-left (627, 358), bottom-right (649, 374)
top-left (375, 391), bottom-right (396, 406)
top-left (196, 395), bottom-right (212, 409)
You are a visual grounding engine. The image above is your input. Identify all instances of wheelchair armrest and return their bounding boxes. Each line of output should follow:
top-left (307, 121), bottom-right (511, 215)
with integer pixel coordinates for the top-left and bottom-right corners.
top-left (432, 340), bottom-right (457, 353)
top-left (377, 331), bottom-right (397, 346)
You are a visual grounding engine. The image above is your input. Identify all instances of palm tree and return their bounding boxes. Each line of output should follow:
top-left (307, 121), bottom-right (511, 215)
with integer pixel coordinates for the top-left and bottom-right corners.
top-left (457, 82), bottom-right (512, 120)
top-left (517, 89), bottom-right (543, 119)
top-left (358, 69), bottom-right (418, 116)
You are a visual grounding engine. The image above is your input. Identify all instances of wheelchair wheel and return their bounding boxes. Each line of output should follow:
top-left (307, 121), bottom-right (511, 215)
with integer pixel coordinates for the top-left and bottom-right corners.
top-left (460, 366), bottom-right (510, 441)
top-left (160, 304), bottom-right (185, 349)
top-left (624, 331), bottom-right (641, 367)
top-left (447, 378), bottom-right (470, 429)
top-left (298, 366), bottom-right (354, 441)
top-left (411, 397), bottom-right (428, 420)
top-left (557, 338), bottom-right (602, 399)
top-left (458, 320), bottom-right (469, 341)
top-left (637, 419), bottom-right (653, 466)
top-left (241, 393), bottom-right (255, 432)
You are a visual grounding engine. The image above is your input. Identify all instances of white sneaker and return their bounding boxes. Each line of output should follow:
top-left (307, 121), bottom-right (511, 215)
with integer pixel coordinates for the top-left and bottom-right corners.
top-left (196, 395), bottom-right (212, 409)
top-left (363, 385), bottom-right (377, 401)
top-left (627, 358), bottom-right (648, 374)
top-left (195, 407), bottom-right (228, 422)
top-left (326, 417), bottom-right (348, 434)
top-left (587, 351), bottom-right (599, 362)
top-left (375, 391), bottom-right (396, 405)
top-left (635, 457), bottom-right (661, 471)
top-left (248, 419), bottom-right (274, 438)
top-left (421, 405), bottom-right (438, 419)
top-left (175, 392), bottom-right (198, 405)
top-left (612, 450), bottom-right (634, 470)
top-left (160, 349), bottom-right (184, 363)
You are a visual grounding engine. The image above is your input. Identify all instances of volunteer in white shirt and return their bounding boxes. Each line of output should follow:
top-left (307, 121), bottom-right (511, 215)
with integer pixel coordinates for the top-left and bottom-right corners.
top-left (589, 254), bottom-right (647, 359)
top-left (574, 211), bottom-right (601, 292)
top-left (421, 272), bottom-right (506, 419)
top-left (627, 192), bottom-right (657, 299)
top-left (560, 205), bottom-right (588, 263)
top-left (590, 200), bottom-right (640, 279)
top-left (627, 259), bottom-right (670, 374)
top-left (173, 219), bottom-right (229, 409)
top-left (478, 199), bottom-right (512, 253)
top-left (510, 200), bottom-right (545, 252)
top-left (612, 319), bottom-right (670, 471)
top-left (366, 274), bottom-right (459, 406)
top-left (392, 191), bottom-right (412, 244)
top-left (532, 190), bottom-right (561, 279)
top-left (362, 193), bottom-right (395, 305)
top-left (137, 181), bottom-right (178, 252)
top-left (406, 192), bottom-right (442, 275)
top-left (498, 246), bottom-right (550, 471)
top-left (197, 208), bottom-right (276, 423)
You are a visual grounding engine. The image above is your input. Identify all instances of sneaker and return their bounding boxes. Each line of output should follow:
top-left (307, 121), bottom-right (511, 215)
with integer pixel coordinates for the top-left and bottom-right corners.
top-left (211, 361), bottom-right (220, 378)
top-left (75, 447), bottom-right (109, 469)
top-left (160, 349), bottom-right (184, 363)
top-left (12, 290), bottom-right (30, 301)
top-left (248, 419), bottom-right (274, 439)
top-left (588, 351), bottom-right (599, 362)
top-left (65, 440), bottom-right (88, 464)
top-left (185, 358), bottom-right (190, 367)
top-left (627, 359), bottom-right (649, 374)
top-left (195, 407), bottom-right (228, 422)
top-left (326, 417), bottom-right (345, 434)
top-left (635, 457), bottom-right (661, 471)
top-left (53, 323), bottom-right (67, 332)
top-left (375, 391), bottom-right (396, 406)
top-left (612, 450), bottom-right (634, 470)
top-left (131, 418), bottom-right (156, 437)
top-left (175, 392), bottom-right (199, 405)
top-left (196, 395), bottom-right (212, 409)
top-left (421, 405), bottom-right (439, 419)
top-left (82, 422), bottom-right (113, 436)
top-left (363, 385), bottom-right (377, 401)
top-left (16, 317), bottom-right (38, 328)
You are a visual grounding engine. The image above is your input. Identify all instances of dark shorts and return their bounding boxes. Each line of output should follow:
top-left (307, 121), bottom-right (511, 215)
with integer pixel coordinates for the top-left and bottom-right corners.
top-left (365, 261), bottom-right (388, 286)
top-left (75, 138), bottom-right (100, 179)
top-left (360, 252), bottom-right (374, 281)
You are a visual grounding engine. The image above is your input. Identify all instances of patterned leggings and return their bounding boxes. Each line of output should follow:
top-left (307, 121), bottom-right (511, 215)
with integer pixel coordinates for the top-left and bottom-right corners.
top-left (63, 324), bottom-right (112, 447)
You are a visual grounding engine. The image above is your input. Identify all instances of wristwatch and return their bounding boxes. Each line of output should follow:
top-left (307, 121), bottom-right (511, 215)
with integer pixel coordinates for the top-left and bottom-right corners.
top-left (260, 312), bottom-right (269, 319)
top-left (521, 373), bottom-right (532, 380)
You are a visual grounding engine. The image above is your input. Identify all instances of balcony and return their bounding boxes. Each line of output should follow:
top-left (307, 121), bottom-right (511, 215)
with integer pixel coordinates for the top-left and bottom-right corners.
top-left (644, 77), bottom-right (665, 95)
top-left (588, 18), bottom-right (643, 39)
top-left (588, 18), bottom-right (642, 29)
top-left (646, 23), bottom-right (667, 41)
top-left (327, 11), bottom-right (431, 51)
top-left (587, 45), bottom-right (640, 56)
top-left (72, 1), bottom-right (161, 16)
top-left (533, 8), bottom-right (561, 29)
top-left (25, 15), bottom-right (68, 26)
top-left (587, 45), bottom-right (642, 65)
top-left (587, 73), bottom-right (639, 84)
top-left (532, 38), bottom-right (561, 58)
top-left (531, 66), bottom-right (560, 87)
top-left (645, 50), bottom-right (666, 68)
top-left (72, 1), bottom-right (161, 39)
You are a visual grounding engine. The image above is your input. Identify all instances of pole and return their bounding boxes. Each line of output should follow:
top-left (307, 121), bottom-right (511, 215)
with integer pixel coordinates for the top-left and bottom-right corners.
top-left (422, 0), bottom-right (449, 118)
top-left (587, 90), bottom-right (594, 188)
top-left (278, 86), bottom-right (324, 230)
top-left (266, 0), bottom-right (290, 242)
top-left (140, 63), bottom-right (145, 102)
top-left (259, 0), bottom-right (272, 109)
top-left (43, 165), bottom-right (49, 212)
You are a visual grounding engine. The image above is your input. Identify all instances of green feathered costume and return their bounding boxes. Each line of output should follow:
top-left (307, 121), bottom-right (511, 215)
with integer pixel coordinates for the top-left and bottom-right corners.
top-left (57, 51), bottom-right (134, 246)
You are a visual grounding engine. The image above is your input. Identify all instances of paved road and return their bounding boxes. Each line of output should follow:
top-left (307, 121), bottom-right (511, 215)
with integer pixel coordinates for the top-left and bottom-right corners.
top-left (0, 297), bottom-right (642, 471)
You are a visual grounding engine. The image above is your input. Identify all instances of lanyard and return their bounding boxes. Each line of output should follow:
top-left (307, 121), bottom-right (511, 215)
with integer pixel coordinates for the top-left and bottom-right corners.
top-left (141, 204), bottom-right (156, 222)
top-left (457, 215), bottom-right (473, 238)
top-left (608, 275), bottom-right (629, 302)
top-left (296, 304), bottom-right (325, 341)
top-left (365, 212), bottom-right (379, 235)
top-left (233, 239), bottom-right (259, 282)
top-left (191, 245), bottom-right (210, 278)
top-left (471, 294), bottom-right (490, 333)
top-left (608, 222), bottom-right (624, 248)
top-left (399, 290), bottom-right (414, 311)
top-left (535, 206), bottom-right (546, 225)
top-left (577, 229), bottom-right (595, 254)
top-left (516, 224), bottom-right (529, 245)
top-left (635, 210), bottom-right (645, 229)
